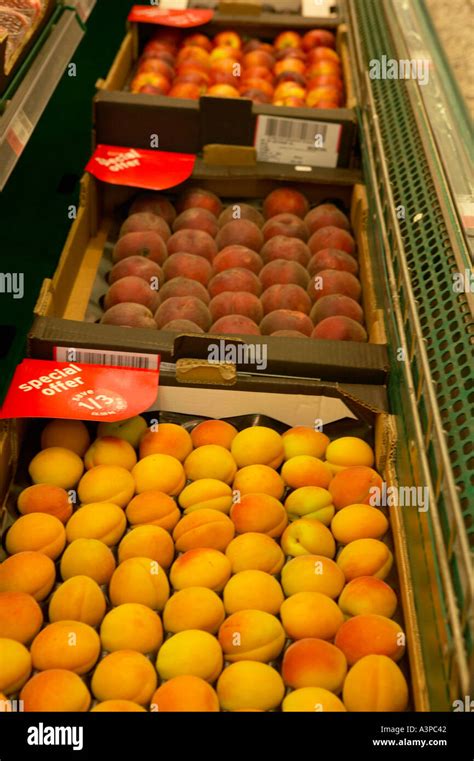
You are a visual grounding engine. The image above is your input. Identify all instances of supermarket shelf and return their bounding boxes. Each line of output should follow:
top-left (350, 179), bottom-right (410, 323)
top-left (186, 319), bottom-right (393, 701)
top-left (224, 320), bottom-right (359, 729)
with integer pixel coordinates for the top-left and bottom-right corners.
top-left (0, 3), bottom-right (96, 192)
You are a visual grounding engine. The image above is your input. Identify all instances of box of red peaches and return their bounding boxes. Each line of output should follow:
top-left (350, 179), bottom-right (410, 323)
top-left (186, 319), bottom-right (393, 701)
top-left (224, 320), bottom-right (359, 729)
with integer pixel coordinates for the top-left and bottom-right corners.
top-left (30, 158), bottom-right (389, 383)
top-left (94, 13), bottom-right (357, 168)
top-left (0, 363), bottom-right (427, 711)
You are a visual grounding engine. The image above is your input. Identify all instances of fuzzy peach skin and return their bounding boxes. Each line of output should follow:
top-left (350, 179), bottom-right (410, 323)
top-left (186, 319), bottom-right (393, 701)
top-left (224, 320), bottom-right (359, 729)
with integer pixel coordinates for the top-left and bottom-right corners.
top-left (91, 650), bottom-right (158, 706)
top-left (231, 426), bottom-right (284, 468)
top-left (0, 592), bottom-right (43, 644)
top-left (20, 669), bottom-right (91, 712)
top-left (163, 587), bottom-right (225, 634)
top-left (331, 505), bottom-right (389, 544)
top-left (217, 661), bottom-right (285, 711)
top-left (98, 416), bottom-right (148, 448)
top-left (342, 654), bottom-right (409, 712)
top-left (335, 614), bottom-right (406, 665)
top-left (29, 447), bottom-right (84, 490)
top-left (284, 486), bottom-right (335, 525)
top-left (280, 592), bottom-right (344, 641)
top-left (282, 427), bottom-right (329, 460)
top-left (118, 525), bottom-right (175, 568)
top-left (100, 603), bottom-right (163, 654)
top-left (336, 538), bottom-right (393, 581)
top-left (282, 687), bottom-right (346, 712)
top-left (139, 423), bottom-right (193, 461)
top-left (328, 466), bottom-right (383, 510)
top-left (77, 465), bottom-right (135, 507)
top-left (0, 639), bottom-right (32, 693)
top-left (325, 437), bottom-right (374, 472)
top-left (281, 555), bottom-right (345, 599)
top-left (219, 610), bottom-right (285, 663)
top-left (230, 493), bottom-right (288, 537)
top-left (225, 533), bottom-right (285, 575)
top-left (109, 557), bottom-right (170, 611)
top-left (92, 700), bottom-right (146, 712)
top-left (191, 420), bottom-right (238, 449)
top-left (338, 577), bottom-right (398, 618)
top-left (48, 576), bottom-right (106, 627)
top-left (65, 503), bottom-right (126, 547)
top-left (281, 518), bottom-right (336, 558)
top-left (156, 630), bottom-right (223, 682)
top-left (30, 621), bottom-right (100, 675)
top-left (132, 454), bottom-right (186, 496)
top-left (84, 437), bottom-right (137, 471)
top-left (281, 456), bottom-right (332, 489)
top-left (17, 484), bottom-right (73, 524)
top-left (41, 420), bottom-right (90, 456)
top-left (6, 513), bottom-right (66, 560)
top-left (173, 509), bottom-right (235, 552)
top-left (178, 479), bottom-right (233, 515)
top-left (0, 551), bottom-right (56, 601)
top-left (125, 491), bottom-right (180, 531)
top-left (184, 445), bottom-right (237, 484)
top-left (60, 539), bottom-right (116, 585)
top-left (150, 675), bottom-right (220, 712)
top-left (223, 570), bottom-right (284, 615)
top-left (170, 548), bottom-right (231, 592)
top-left (233, 464), bottom-right (285, 499)
top-left (282, 638), bottom-right (347, 693)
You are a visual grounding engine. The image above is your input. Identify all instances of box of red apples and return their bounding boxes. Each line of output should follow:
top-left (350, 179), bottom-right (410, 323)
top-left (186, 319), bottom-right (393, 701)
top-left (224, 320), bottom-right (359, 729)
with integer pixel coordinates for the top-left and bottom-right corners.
top-left (94, 13), bottom-right (357, 168)
top-left (29, 152), bottom-right (388, 384)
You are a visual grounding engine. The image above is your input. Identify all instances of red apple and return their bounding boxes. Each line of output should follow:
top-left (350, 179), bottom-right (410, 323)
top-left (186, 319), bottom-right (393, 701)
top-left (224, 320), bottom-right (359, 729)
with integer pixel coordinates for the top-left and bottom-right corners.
top-left (184, 33), bottom-right (213, 52)
top-left (274, 31), bottom-right (302, 50)
top-left (306, 86), bottom-right (342, 107)
top-left (242, 50), bottom-right (275, 70)
top-left (302, 29), bottom-right (336, 51)
top-left (307, 47), bottom-right (341, 65)
top-left (214, 31), bottom-right (242, 49)
top-left (206, 84), bottom-right (240, 98)
top-left (168, 83), bottom-right (203, 100)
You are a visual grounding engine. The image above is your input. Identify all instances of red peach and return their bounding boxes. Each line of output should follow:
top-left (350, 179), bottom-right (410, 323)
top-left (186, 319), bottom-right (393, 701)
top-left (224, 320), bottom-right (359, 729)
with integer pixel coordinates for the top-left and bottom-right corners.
top-left (208, 268), bottom-right (262, 298)
top-left (177, 188), bottom-right (223, 217)
top-left (101, 304), bottom-right (157, 329)
top-left (104, 276), bottom-right (160, 313)
top-left (109, 257), bottom-right (164, 287)
top-left (302, 30), bottom-right (336, 50)
top-left (210, 316), bottom-right (261, 336)
top-left (168, 83), bottom-right (202, 99)
top-left (238, 78), bottom-right (274, 99)
top-left (209, 58), bottom-right (240, 77)
top-left (162, 320), bottom-right (204, 334)
top-left (158, 277), bottom-right (210, 305)
top-left (307, 75), bottom-right (344, 92)
top-left (308, 249), bottom-right (358, 277)
top-left (167, 230), bottom-right (217, 262)
top-left (274, 58), bottom-right (305, 77)
top-left (174, 72), bottom-right (210, 88)
top-left (261, 284), bottom-right (312, 315)
top-left (242, 50), bottom-right (275, 70)
top-left (243, 40), bottom-right (274, 56)
top-left (305, 205), bottom-right (350, 234)
top-left (172, 208), bottom-right (219, 237)
top-left (213, 246), bottom-right (263, 274)
top-left (218, 205), bottom-right (264, 229)
top-left (209, 292), bottom-right (264, 324)
top-left (262, 214), bottom-right (309, 242)
top-left (120, 213), bottom-right (170, 241)
top-left (176, 62), bottom-right (210, 78)
top-left (307, 47), bottom-right (341, 65)
top-left (274, 31), bottom-right (302, 50)
top-left (112, 232), bottom-right (168, 266)
top-left (308, 227), bottom-right (356, 256)
top-left (214, 31), bottom-right (242, 50)
top-left (240, 89), bottom-right (271, 104)
top-left (273, 82), bottom-right (306, 102)
top-left (130, 73), bottom-right (170, 95)
top-left (260, 237), bottom-right (310, 267)
top-left (177, 46), bottom-right (210, 67)
top-left (311, 295), bottom-right (364, 325)
top-left (141, 50), bottom-right (175, 68)
top-left (308, 269), bottom-right (361, 303)
top-left (271, 330), bottom-right (307, 338)
top-left (240, 66), bottom-right (274, 83)
top-left (185, 33), bottom-right (213, 52)
top-left (129, 194), bottom-right (176, 226)
top-left (210, 71), bottom-right (241, 88)
top-left (207, 84), bottom-right (241, 98)
top-left (138, 59), bottom-right (175, 81)
top-left (216, 220), bottom-right (264, 252)
top-left (260, 260), bottom-right (310, 290)
top-left (260, 310), bottom-right (313, 337)
top-left (306, 61), bottom-right (341, 79)
top-left (274, 71), bottom-right (307, 88)
top-left (275, 47), bottom-right (306, 62)
top-left (162, 253), bottom-right (213, 286)
top-left (210, 46), bottom-right (241, 63)
top-left (306, 86), bottom-right (342, 108)
top-left (155, 297), bottom-right (212, 331)
top-left (273, 96), bottom-right (306, 108)
top-left (312, 317), bottom-right (367, 342)
top-left (263, 188), bottom-right (309, 219)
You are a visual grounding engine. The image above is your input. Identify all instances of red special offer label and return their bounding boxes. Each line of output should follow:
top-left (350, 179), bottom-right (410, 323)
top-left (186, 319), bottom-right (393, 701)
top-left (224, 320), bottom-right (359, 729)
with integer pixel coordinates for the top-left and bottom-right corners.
top-left (128, 7), bottom-right (214, 27)
top-left (0, 359), bottom-right (160, 422)
top-left (86, 146), bottom-right (196, 191)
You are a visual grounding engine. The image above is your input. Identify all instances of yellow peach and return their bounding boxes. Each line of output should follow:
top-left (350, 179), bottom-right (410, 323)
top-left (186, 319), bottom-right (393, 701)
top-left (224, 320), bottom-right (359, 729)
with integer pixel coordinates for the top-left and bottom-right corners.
top-left (78, 465), bottom-right (135, 507)
top-left (178, 479), bottom-right (233, 514)
top-left (0, 639), bottom-right (32, 693)
top-left (98, 416), bottom-right (147, 448)
top-left (109, 557), bottom-right (169, 611)
top-left (31, 621), bottom-right (100, 674)
top-left (48, 576), bottom-right (106, 626)
top-left (284, 486), bottom-right (335, 524)
top-left (125, 491), bottom-right (180, 531)
top-left (217, 661), bottom-right (284, 711)
top-left (184, 445), bottom-right (237, 484)
top-left (282, 427), bottom-right (329, 460)
top-left (17, 483), bottom-right (72, 524)
top-left (41, 419), bottom-right (90, 456)
top-left (335, 614), bottom-right (405, 665)
top-left (5, 513), bottom-right (66, 559)
top-left (150, 675), bottom-right (219, 712)
top-left (282, 638), bottom-right (347, 693)
top-left (281, 456), bottom-right (332, 489)
top-left (91, 650), bottom-right (157, 705)
top-left (0, 592), bottom-right (43, 644)
top-left (84, 436), bottom-right (137, 470)
top-left (230, 493), bottom-right (287, 537)
top-left (282, 687), bottom-right (346, 712)
top-left (132, 454), bottom-right (186, 496)
top-left (29, 447), bottom-right (84, 489)
top-left (225, 533), bottom-right (285, 575)
top-left (191, 420), bottom-right (238, 450)
top-left (281, 518), bottom-right (335, 558)
top-left (92, 700), bottom-right (146, 712)
top-left (173, 509), bottom-right (235, 552)
top-left (156, 630), bottom-right (223, 682)
top-left (342, 654), bottom-right (409, 711)
top-left (223, 570), bottom-right (284, 615)
top-left (280, 592), bottom-right (344, 640)
top-left (218, 610), bottom-right (285, 663)
top-left (329, 466), bottom-right (383, 510)
top-left (65, 502), bottom-right (126, 546)
top-left (231, 426), bottom-right (284, 469)
top-left (20, 669), bottom-right (91, 712)
top-left (163, 587), bottom-right (225, 634)
top-left (118, 525), bottom-right (175, 568)
top-left (0, 551), bottom-right (56, 601)
top-left (331, 504), bottom-right (388, 544)
top-left (233, 464), bottom-right (285, 499)
top-left (338, 577), bottom-right (398, 618)
top-left (100, 603), bottom-right (163, 653)
top-left (281, 555), bottom-right (345, 599)
top-left (60, 539), bottom-right (116, 585)
top-left (325, 436), bottom-right (374, 472)
top-left (139, 423), bottom-right (193, 461)
top-left (336, 539), bottom-right (393, 581)
top-left (170, 549), bottom-right (231, 592)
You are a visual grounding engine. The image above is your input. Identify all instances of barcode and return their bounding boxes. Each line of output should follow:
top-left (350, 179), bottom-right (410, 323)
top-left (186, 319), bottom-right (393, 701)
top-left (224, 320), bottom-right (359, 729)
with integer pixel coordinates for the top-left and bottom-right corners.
top-left (54, 346), bottom-right (158, 370)
top-left (264, 118), bottom-right (328, 144)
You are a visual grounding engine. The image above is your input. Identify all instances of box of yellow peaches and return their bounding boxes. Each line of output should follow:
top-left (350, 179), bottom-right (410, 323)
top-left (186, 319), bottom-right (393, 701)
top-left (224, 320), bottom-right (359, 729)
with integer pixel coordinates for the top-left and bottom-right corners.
top-left (0, 403), bottom-right (423, 713)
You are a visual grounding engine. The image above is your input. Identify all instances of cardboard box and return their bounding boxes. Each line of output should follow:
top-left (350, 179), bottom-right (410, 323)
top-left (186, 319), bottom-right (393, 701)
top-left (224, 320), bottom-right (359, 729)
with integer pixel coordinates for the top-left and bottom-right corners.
top-left (30, 160), bottom-right (389, 383)
top-left (94, 15), bottom-right (357, 168)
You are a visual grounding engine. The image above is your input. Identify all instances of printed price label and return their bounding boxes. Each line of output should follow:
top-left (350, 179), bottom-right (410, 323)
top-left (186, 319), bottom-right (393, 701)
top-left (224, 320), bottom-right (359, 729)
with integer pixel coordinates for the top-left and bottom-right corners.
top-left (255, 116), bottom-right (342, 168)
top-left (54, 347), bottom-right (159, 370)
top-left (128, 6), bottom-right (213, 26)
top-left (0, 359), bottom-right (159, 422)
top-left (302, 0), bottom-right (337, 17)
top-left (6, 109), bottom-right (33, 157)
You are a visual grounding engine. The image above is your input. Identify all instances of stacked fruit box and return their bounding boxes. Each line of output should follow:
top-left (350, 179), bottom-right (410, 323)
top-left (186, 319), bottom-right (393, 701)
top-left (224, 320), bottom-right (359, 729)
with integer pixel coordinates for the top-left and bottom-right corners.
top-left (0, 0), bottom-right (54, 91)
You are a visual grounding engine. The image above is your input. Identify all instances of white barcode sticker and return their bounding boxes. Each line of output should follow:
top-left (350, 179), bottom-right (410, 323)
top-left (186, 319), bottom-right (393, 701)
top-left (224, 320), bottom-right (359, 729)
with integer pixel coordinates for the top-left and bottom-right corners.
top-left (54, 347), bottom-right (159, 370)
top-left (6, 109), bottom-right (33, 157)
top-left (255, 115), bottom-right (342, 168)
top-left (302, 0), bottom-right (337, 17)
